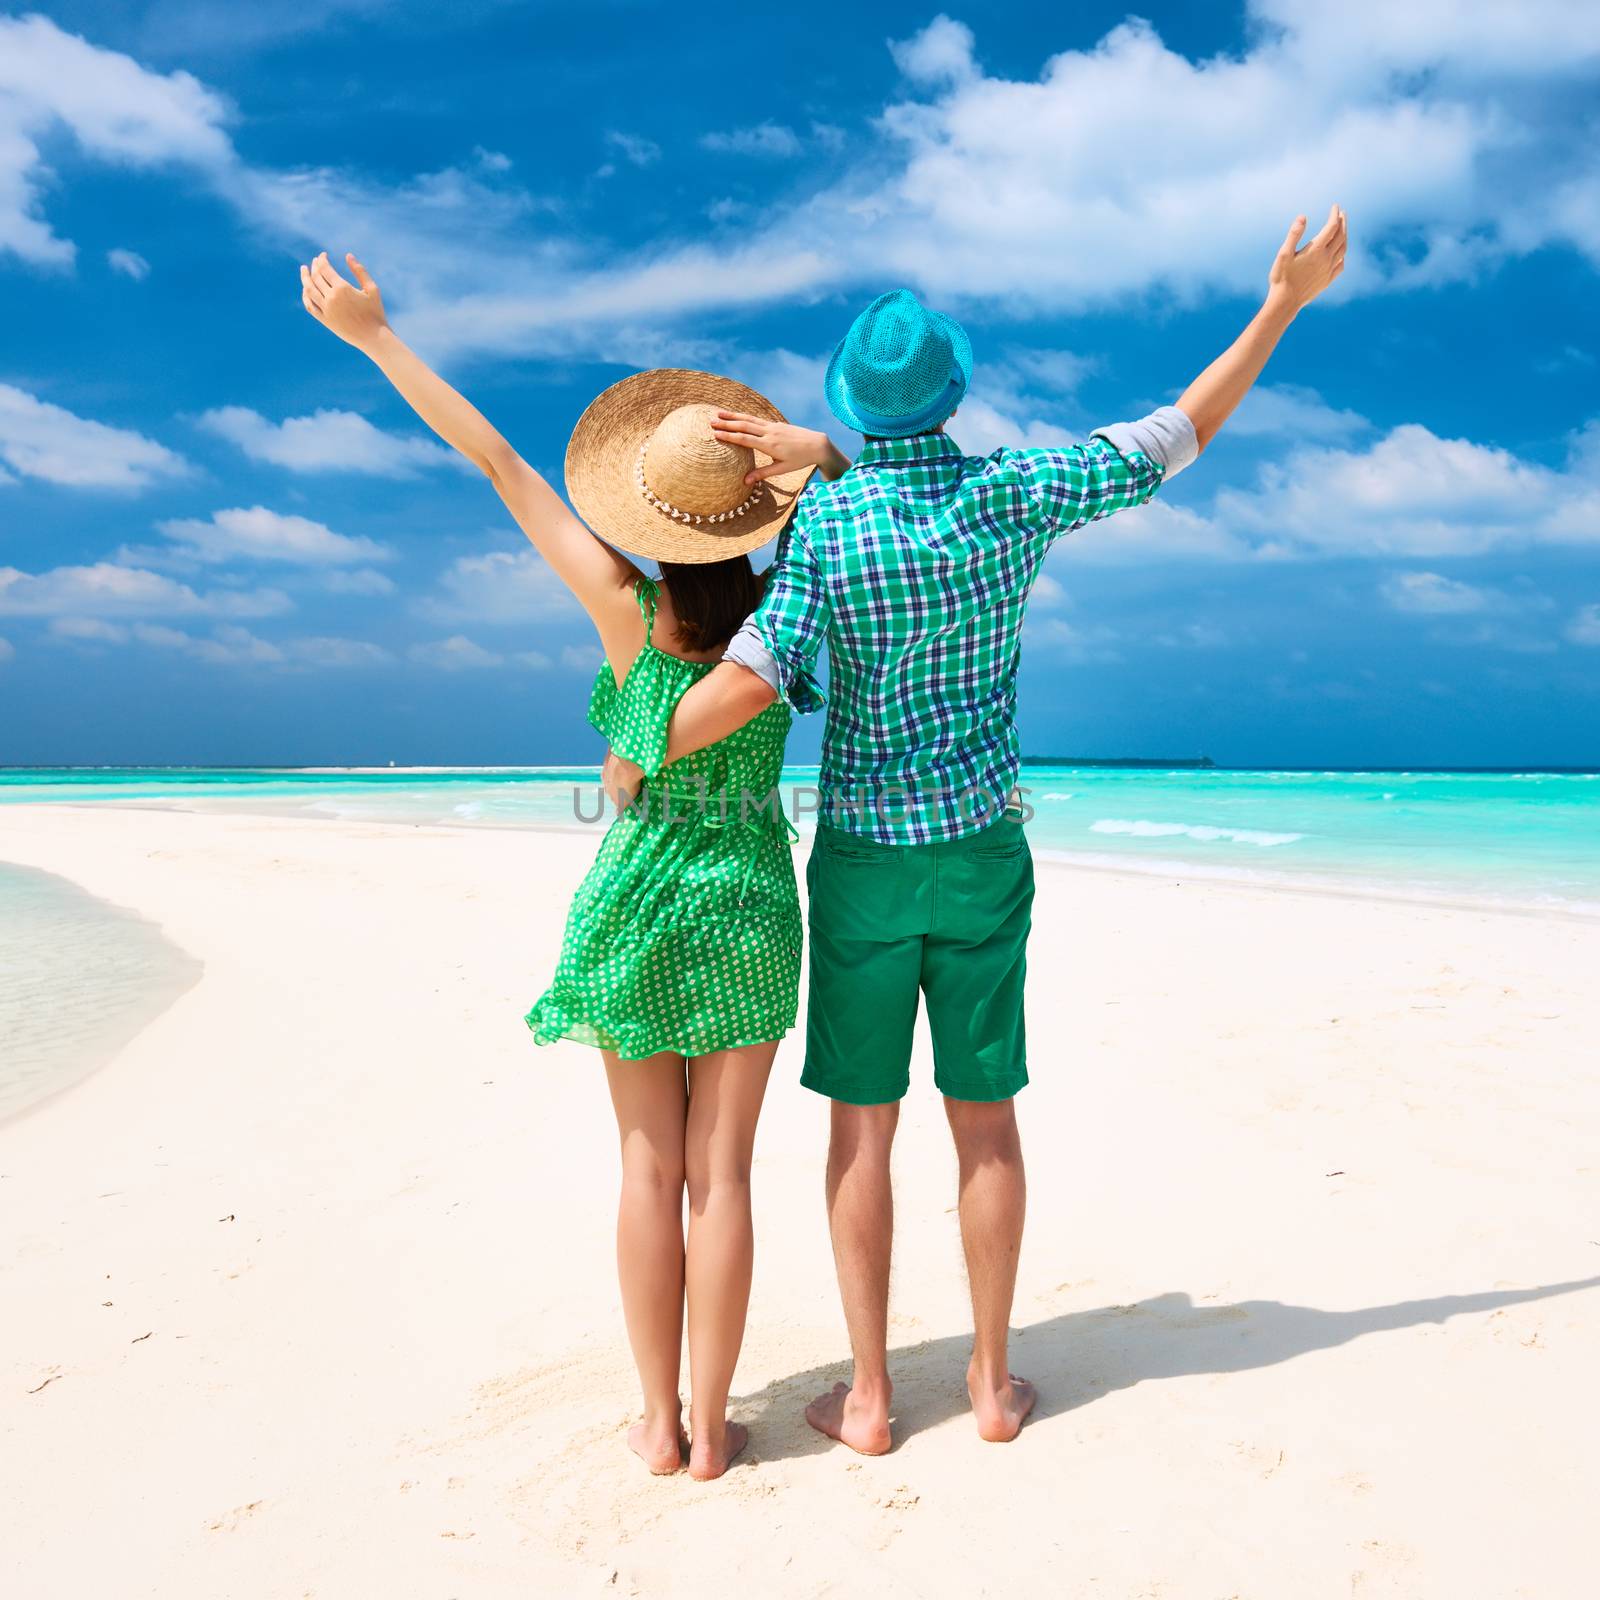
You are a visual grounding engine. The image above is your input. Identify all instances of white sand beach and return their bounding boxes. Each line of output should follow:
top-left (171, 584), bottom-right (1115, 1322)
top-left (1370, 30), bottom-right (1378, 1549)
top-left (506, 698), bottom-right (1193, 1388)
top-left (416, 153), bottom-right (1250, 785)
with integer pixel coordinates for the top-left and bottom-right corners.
top-left (3, 804), bottom-right (1597, 1599)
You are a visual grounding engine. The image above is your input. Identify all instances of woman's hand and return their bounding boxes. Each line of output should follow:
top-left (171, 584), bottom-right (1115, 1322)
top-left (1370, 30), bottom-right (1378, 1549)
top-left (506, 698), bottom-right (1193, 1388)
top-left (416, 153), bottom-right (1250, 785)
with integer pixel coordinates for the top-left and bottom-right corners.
top-left (300, 251), bottom-right (390, 353)
top-left (602, 750), bottom-right (646, 812)
top-left (711, 412), bottom-right (853, 484)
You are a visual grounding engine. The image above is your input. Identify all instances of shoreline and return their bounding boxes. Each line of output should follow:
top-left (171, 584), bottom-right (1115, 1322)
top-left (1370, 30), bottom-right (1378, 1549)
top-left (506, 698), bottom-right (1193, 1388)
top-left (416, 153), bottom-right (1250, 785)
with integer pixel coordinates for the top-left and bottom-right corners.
top-left (6, 796), bottom-right (1597, 923)
top-left (0, 858), bottom-right (202, 1127)
top-left (4, 805), bottom-right (1598, 1598)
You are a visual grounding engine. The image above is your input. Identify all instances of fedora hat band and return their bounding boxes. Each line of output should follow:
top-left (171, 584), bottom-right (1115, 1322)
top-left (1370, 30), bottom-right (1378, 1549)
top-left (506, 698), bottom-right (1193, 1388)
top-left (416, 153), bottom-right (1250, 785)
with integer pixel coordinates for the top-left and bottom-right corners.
top-left (840, 372), bottom-right (966, 437)
top-left (633, 440), bottom-right (763, 527)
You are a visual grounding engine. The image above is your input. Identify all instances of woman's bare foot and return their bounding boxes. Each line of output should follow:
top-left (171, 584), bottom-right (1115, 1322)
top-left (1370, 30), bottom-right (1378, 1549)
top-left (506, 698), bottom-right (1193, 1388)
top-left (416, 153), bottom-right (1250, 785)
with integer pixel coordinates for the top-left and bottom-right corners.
top-left (967, 1369), bottom-right (1036, 1443)
top-left (804, 1379), bottom-right (893, 1455)
top-left (687, 1418), bottom-right (748, 1481)
top-left (627, 1414), bottom-right (687, 1475)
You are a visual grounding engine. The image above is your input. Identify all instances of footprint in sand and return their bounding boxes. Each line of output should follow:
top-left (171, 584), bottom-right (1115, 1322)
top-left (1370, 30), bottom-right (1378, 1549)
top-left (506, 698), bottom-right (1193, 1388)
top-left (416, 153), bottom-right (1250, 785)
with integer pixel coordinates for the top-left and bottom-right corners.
top-left (206, 1500), bottom-right (264, 1532)
top-left (1349, 1537), bottom-right (1420, 1596)
top-left (417, 1341), bottom-right (710, 1564)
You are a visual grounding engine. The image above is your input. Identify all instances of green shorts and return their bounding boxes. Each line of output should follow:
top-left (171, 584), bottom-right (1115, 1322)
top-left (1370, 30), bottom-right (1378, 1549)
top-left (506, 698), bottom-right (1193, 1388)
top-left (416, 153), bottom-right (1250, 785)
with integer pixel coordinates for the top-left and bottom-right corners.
top-left (802, 815), bottom-right (1035, 1105)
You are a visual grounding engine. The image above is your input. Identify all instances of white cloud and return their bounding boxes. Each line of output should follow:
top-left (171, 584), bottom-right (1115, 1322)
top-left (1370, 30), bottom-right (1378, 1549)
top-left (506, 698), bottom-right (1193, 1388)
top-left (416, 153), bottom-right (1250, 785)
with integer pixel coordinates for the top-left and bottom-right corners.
top-left (1067, 496), bottom-right (1253, 564)
top-left (196, 406), bottom-right (456, 477)
top-left (50, 616), bottom-right (129, 642)
top-left (0, 562), bottom-right (289, 617)
top-left (606, 131), bottom-right (660, 168)
top-left (7, 6), bottom-right (1600, 371)
top-left (953, 396), bottom-right (1079, 457)
top-left (408, 634), bottom-right (501, 670)
top-left (135, 621), bottom-right (282, 664)
top-left (1029, 416), bottom-right (1600, 568)
top-left (735, 348), bottom-right (832, 432)
top-left (560, 643), bottom-right (600, 671)
top-left (121, 0), bottom-right (395, 57)
top-left (49, 613), bottom-right (387, 666)
top-left (0, 383), bottom-right (189, 489)
top-left (0, 13), bottom-right (233, 267)
top-left (890, 14), bottom-right (977, 85)
top-left (288, 634), bottom-right (391, 667)
top-left (107, 246), bottom-right (149, 280)
top-left (1379, 571), bottom-right (1494, 614)
top-left (1030, 572), bottom-right (1067, 607)
top-left (1023, 614), bottom-right (1122, 663)
top-left (989, 348), bottom-right (1098, 398)
top-left (700, 123), bottom-right (803, 159)
top-left (322, 567), bottom-right (396, 596)
top-left (421, 546), bottom-right (578, 623)
top-left (1215, 423), bottom-right (1600, 556)
top-left (856, 7), bottom-right (1600, 310)
top-left (1567, 603), bottom-right (1600, 645)
top-left (132, 622), bottom-right (391, 667)
top-left (1225, 384), bottom-right (1371, 440)
top-left (0, 635), bottom-right (12, 662)
top-left (157, 505), bottom-right (392, 565)
top-left (1252, 0), bottom-right (1600, 80)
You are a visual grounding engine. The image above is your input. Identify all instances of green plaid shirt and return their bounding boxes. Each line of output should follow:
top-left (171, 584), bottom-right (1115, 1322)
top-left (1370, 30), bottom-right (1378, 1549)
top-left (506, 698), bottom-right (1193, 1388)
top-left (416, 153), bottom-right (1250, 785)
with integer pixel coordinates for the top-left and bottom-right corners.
top-left (743, 431), bottom-right (1169, 844)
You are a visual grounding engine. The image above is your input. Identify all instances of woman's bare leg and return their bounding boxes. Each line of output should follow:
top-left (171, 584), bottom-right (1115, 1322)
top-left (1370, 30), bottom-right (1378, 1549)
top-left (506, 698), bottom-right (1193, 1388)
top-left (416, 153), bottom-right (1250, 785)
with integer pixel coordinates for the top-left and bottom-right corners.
top-left (604, 1050), bottom-right (690, 1473)
top-left (682, 1040), bottom-right (777, 1480)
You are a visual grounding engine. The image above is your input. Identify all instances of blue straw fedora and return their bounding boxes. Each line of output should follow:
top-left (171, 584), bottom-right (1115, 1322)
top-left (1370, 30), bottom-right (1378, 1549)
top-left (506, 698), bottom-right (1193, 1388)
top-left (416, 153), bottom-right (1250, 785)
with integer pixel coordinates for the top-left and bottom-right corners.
top-left (824, 289), bottom-right (973, 437)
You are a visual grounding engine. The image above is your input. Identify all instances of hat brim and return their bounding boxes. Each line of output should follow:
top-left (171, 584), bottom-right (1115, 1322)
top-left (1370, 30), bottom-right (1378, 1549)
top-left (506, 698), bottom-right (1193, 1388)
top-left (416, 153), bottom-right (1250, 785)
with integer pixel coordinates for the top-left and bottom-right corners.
top-left (566, 369), bottom-right (814, 564)
top-left (824, 308), bottom-right (973, 437)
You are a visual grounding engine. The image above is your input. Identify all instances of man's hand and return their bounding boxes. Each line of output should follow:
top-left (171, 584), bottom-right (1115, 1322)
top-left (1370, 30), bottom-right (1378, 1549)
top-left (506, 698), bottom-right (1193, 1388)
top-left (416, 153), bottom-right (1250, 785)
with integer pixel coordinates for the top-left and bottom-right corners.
top-left (300, 251), bottom-right (390, 353)
top-left (710, 412), bottom-right (852, 484)
top-left (1267, 204), bottom-right (1347, 314)
top-left (1175, 205), bottom-right (1350, 453)
top-left (602, 750), bottom-right (646, 813)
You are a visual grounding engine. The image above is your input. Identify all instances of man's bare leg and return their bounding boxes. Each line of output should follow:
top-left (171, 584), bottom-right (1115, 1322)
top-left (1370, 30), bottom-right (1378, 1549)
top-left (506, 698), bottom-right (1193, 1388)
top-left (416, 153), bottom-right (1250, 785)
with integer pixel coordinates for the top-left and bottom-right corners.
top-left (945, 1095), bottom-right (1035, 1442)
top-left (805, 1099), bottom-right (898, 1455)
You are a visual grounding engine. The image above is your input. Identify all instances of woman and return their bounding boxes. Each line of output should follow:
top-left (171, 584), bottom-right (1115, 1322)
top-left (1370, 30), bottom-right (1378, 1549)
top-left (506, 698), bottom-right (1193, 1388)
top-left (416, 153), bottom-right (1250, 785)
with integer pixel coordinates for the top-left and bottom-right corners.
top-left (298, 251), bottom-right (850, 1480)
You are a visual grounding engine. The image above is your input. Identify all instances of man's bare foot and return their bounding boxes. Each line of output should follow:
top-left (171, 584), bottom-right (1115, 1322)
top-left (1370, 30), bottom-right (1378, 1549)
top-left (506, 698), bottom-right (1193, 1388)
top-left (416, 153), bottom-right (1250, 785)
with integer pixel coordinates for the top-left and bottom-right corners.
top-left (627, 1415), bottom-right (686, 1474)
top-left (805, 1380), bottom-right (893, 1455)
top-left (967, 1369), bottom-right (1036, 1443)
top-left (687, 1419), bottom-right (748, 1481)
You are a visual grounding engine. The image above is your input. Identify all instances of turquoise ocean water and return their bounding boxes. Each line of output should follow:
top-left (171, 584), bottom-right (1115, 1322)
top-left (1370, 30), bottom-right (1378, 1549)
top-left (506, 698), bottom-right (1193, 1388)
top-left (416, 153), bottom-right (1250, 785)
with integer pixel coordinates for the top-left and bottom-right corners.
top-left (4, 764), bottom-right (1594, 1117)
top-left (4, 763), bottom-right (1598, 911)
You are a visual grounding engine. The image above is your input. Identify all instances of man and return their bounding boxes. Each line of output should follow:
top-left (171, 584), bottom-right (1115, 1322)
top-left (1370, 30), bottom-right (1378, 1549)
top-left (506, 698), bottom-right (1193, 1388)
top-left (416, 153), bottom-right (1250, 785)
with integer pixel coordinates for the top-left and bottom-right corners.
top-left (610, 206), bottom-right (1348, 1452)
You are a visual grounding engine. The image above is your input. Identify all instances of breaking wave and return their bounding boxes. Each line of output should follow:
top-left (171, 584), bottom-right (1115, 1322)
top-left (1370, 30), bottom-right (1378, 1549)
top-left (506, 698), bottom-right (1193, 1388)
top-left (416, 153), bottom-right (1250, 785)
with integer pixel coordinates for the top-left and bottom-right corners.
top-left (1088, 818), bottom-right (1304, 847)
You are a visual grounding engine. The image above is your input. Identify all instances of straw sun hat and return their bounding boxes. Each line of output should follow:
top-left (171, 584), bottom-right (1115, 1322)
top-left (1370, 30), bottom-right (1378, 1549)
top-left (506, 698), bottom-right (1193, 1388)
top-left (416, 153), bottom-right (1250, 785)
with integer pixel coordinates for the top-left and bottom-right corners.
top-left (565, 369), bottom-right (814, 564)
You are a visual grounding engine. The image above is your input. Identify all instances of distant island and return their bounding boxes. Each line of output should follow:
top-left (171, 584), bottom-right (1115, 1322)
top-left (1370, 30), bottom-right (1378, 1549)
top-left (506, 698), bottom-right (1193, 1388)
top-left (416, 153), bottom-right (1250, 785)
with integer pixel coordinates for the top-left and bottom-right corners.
top-left (1020, 755), bottom-right (1217, 769)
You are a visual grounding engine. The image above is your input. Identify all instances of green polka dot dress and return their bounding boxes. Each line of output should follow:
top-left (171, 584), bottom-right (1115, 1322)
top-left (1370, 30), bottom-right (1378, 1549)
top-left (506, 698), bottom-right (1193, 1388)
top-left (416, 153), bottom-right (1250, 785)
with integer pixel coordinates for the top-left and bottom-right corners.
top-left (525, 578), bottom-right (801, 1060)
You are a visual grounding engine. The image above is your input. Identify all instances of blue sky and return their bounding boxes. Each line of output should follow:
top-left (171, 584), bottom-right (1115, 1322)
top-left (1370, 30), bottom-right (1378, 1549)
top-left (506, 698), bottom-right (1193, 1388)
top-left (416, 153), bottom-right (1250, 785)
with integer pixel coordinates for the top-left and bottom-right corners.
top-left (1, 0), bottom-right (1597, 767)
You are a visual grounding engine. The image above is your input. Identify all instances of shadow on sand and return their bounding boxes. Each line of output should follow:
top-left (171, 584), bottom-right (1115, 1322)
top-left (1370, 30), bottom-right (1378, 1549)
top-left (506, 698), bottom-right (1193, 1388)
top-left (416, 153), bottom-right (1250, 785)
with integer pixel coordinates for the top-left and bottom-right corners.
top-left (736, 1274), bottom-right (1600, 1460)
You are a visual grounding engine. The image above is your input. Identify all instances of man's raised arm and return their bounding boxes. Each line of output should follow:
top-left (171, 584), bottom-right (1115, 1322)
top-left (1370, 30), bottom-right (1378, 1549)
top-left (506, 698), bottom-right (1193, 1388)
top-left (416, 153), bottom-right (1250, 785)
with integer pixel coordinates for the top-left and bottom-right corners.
top-left (1176, 205), bottom-right (1347, 450)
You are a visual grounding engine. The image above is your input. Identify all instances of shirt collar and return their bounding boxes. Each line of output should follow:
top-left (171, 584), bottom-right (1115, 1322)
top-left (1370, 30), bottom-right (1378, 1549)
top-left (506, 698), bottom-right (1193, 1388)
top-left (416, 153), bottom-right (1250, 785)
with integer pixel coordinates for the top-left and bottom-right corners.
top-left (854, 432), bottom-right (966, 470)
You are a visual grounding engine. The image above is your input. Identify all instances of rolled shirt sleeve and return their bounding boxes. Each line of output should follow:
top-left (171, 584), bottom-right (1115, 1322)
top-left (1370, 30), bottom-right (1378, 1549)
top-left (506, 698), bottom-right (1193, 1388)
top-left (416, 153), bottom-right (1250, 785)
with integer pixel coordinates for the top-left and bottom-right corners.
top-left (721, 514), bottom-right (829, 714)
top-left (1091, 404), bottom-right (1199, 478)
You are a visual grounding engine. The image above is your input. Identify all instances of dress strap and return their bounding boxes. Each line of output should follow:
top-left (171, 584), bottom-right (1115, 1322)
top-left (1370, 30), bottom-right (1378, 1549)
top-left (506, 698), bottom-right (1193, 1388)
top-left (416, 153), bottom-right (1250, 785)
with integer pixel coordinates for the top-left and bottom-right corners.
top-left (633, 577), bottom-right (659, 645)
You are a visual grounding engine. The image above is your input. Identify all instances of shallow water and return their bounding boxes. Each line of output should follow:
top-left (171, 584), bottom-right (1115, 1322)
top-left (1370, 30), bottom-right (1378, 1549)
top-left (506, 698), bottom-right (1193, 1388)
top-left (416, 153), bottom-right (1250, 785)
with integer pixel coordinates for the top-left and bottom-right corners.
top-left (0, 861), bottom-right (200, 1121)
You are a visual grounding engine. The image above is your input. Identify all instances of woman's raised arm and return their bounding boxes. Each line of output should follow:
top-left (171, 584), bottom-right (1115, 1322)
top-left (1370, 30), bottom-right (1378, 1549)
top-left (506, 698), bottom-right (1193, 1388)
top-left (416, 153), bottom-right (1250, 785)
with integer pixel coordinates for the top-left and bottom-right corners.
top-left (299, 251), bottom-right (634, 616)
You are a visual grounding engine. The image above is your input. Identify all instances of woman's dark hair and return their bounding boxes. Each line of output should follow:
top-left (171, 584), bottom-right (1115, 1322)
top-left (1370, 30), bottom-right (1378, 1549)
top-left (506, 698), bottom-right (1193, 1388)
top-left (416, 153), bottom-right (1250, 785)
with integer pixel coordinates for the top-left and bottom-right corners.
top-left (658, 556), bottom-right (767, 654)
